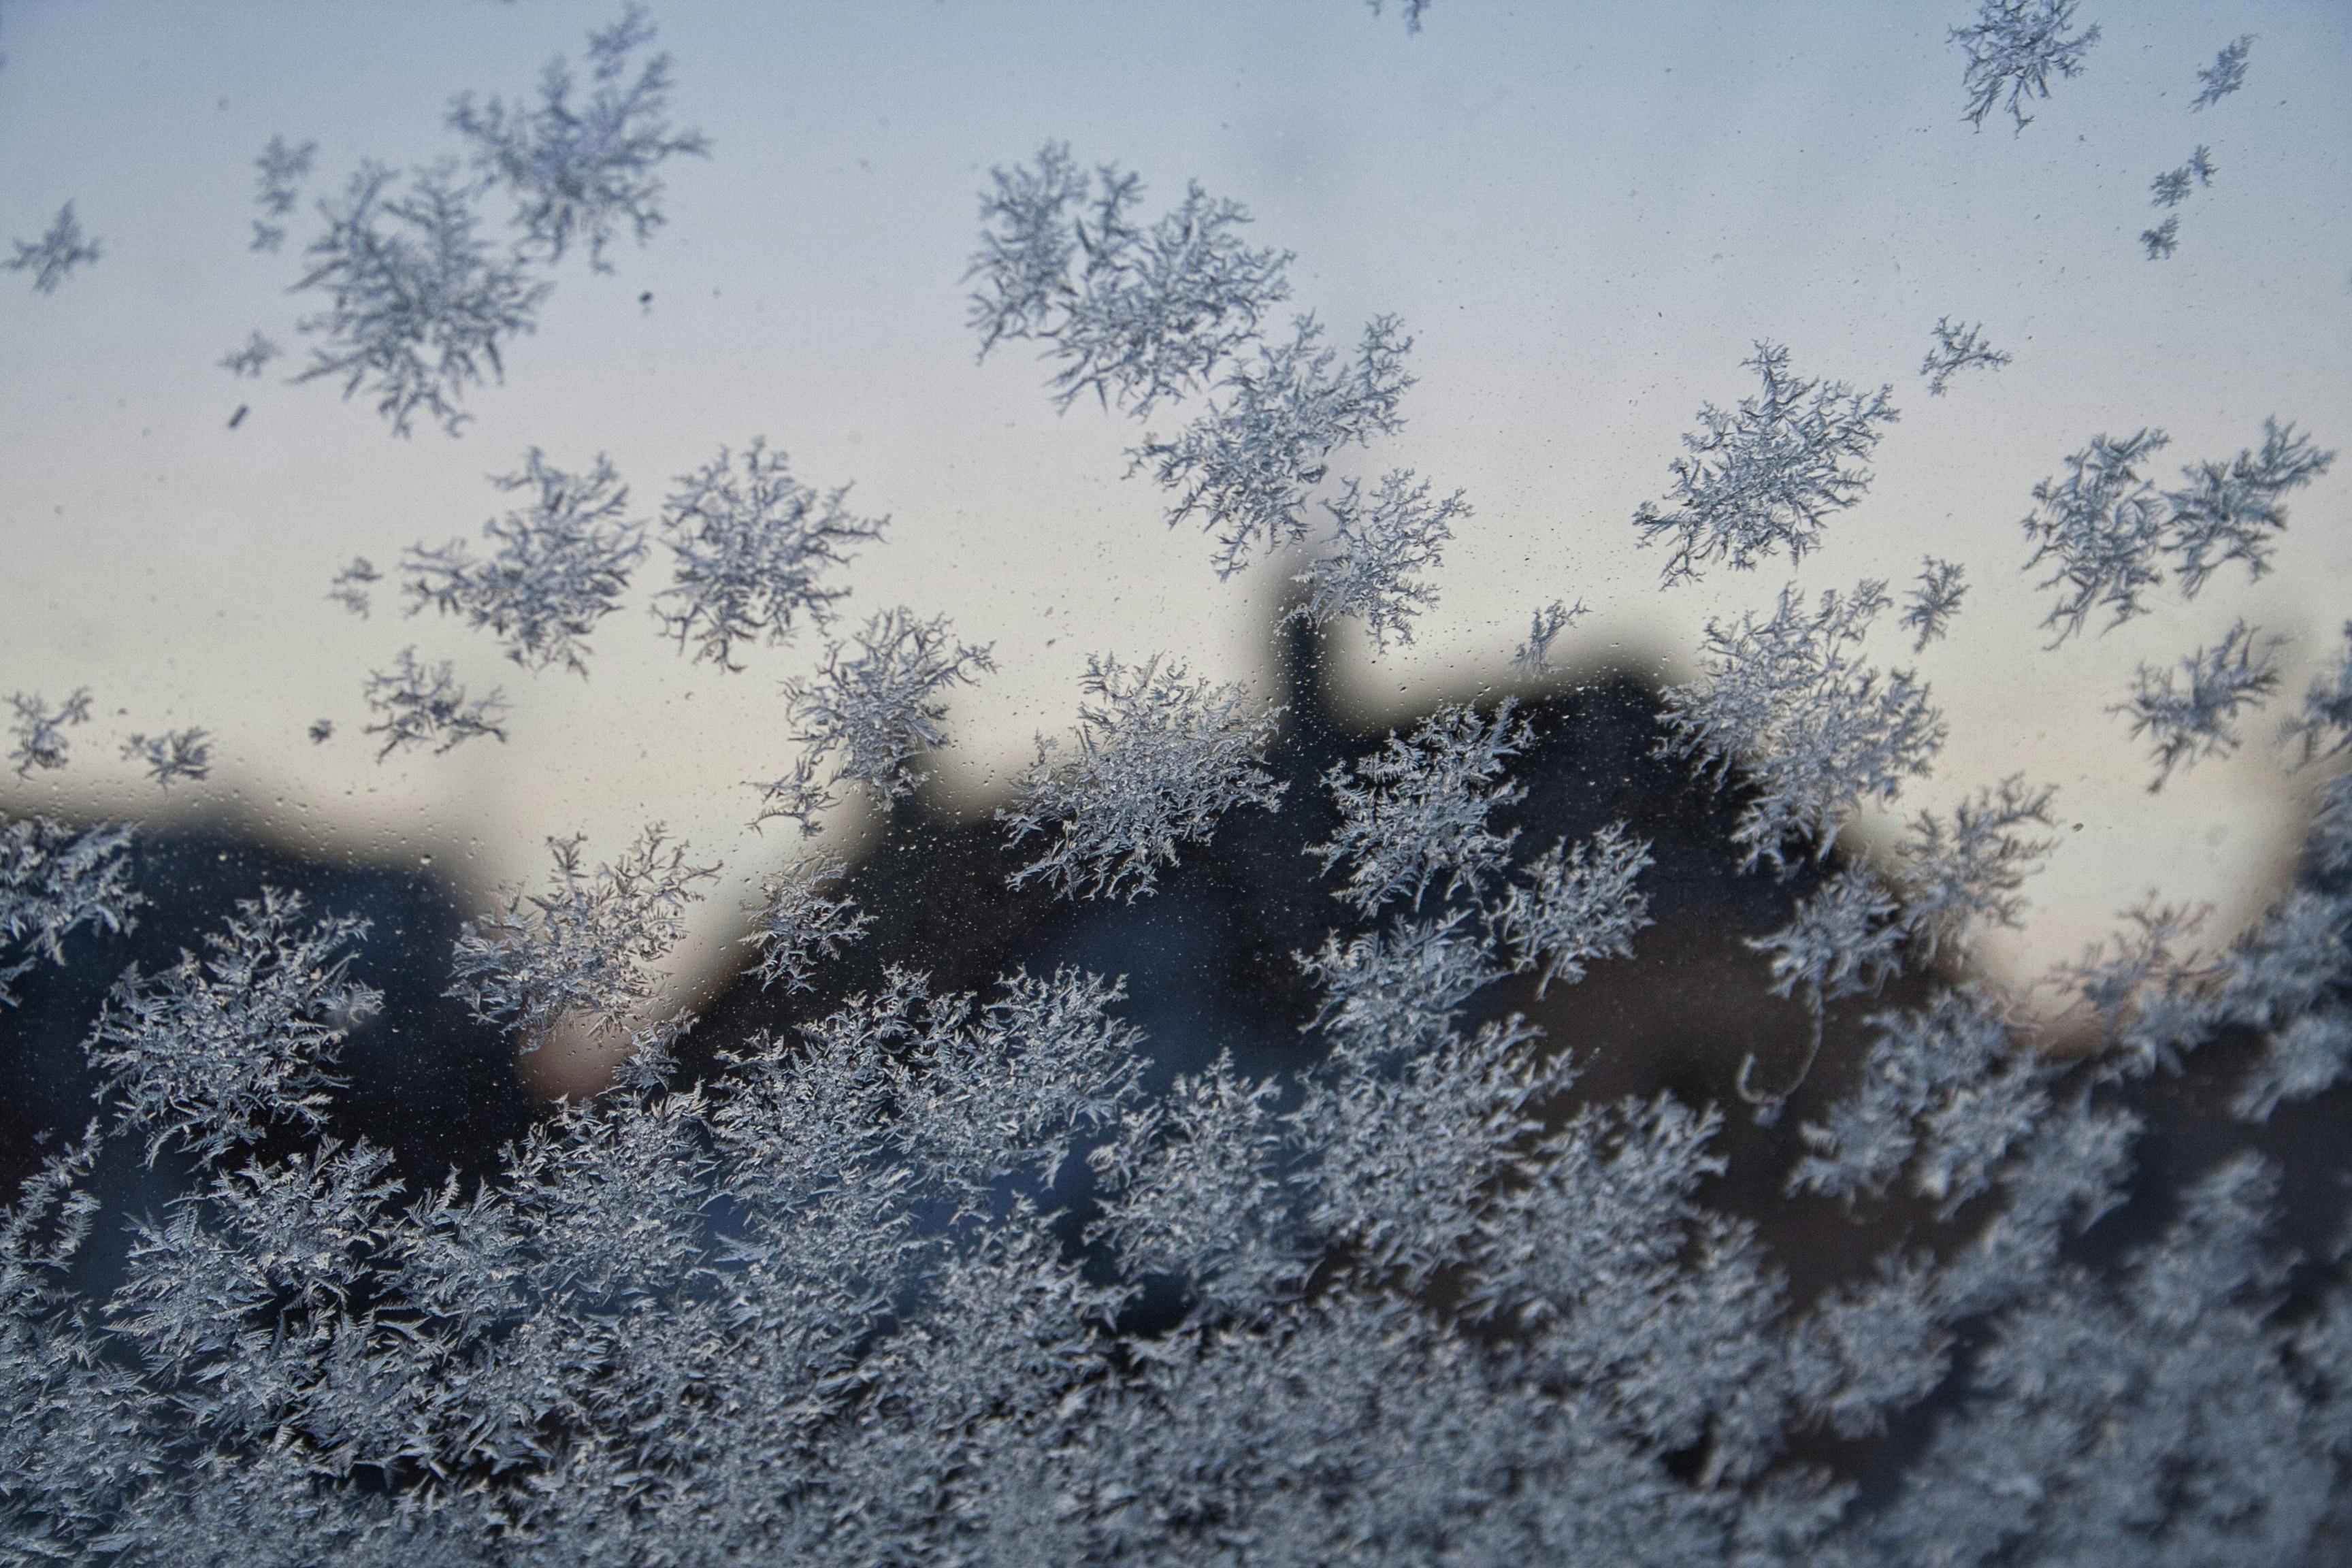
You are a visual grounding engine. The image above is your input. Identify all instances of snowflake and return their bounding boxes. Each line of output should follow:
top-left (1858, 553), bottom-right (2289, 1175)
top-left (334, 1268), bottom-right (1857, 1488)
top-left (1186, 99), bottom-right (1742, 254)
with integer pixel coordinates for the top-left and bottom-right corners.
top-left (2113, 619), bottom-right (2284, 790)
top-left (292, 161), bottom-right (552, 436)
top-left (740, 856), bottom-right (872, 992)
top-left (448, 825), bottom-right (715, 1048)
top-left (1898, 557), bottom-right (1967, 651)
top-left (754, 608), bottom-right (996, 830)
top-left (1631, 342), bottom-right (1897, 586)
top-left (1, 817), bottom-right (139, 1007)
top-left (1000, 653), bottom-right (1285, 902)
top-left (1135, 312), bottom-right (1414, 578)
top-left (447, 4), bottom-right (710, 271)
top-left (1920, 316), bottom-right (2011, 396)
top-left (1949, 0), bottom-right (2102, 133)
top-left (2164, 417), bottom-right (2334, 598)
top-left (217, 331), bottom-right (280, 379)
top-left (2140, 215), bottom-right (2180, 260)
top-left (968, 144), bottom-right (1292, 415)
top-left (8, 689), bottom-right (93, 777)
top-left (2191, 35), bottom-right (2254, 111)
top-left (2020, 427), bottom-right (2171, 641)
top-left (1510, 599), bottom-right (1586, 679)
top-left (84, 888), bottom-right (378, 1164)
top-left (7, 202), bottom-right (101, 293)
top-left (361, 647), bottom-right (508, 760)
top-left (1659, 580), bottom-right (1945, 872)
top-left (1309, 698), bottom-right (1533, 915)
top-left (1287, 470), bottom-right (1465, 651)
top-left (402, 449), bottom-right (646, 675)
top-left (249, 134), bottom-right (316, 252)
top-left (327, 555), bottom-right (380, 617)
top-left (653, 440), bottom-right (886, 671)
top-left (121, 729), bottom-right (211, 787)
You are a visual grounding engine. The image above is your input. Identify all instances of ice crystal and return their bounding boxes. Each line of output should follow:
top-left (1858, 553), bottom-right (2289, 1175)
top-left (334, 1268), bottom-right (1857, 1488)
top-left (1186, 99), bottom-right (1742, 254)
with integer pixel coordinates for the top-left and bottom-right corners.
top-left (1001, 653), bottom-right (1284, 902)
top-left (401, 449), bottom-right (645, 674)
top-left (248, 135), bottom-right (315, 252)
top-left (2150, 146), bottom-right (2216, 208)
top-left (652, 440), bottom-right (886, 672)
top-left (1, 817), bottom-right (138, 1007)
top-left (1137, 312), bottom-right (1414, 577)
top-left (1660, 580), bottom-right (1945, 872)
top-left (1896, 774), bottom-right (2059, 957)
top-left (1366, 0), bottom-right (1433, 31)
top-left (969, 143), bottom-right (1293, 415)
top-left (84, 889), bottom-right (378, 1164)
top-left (2164, 418), bottom-right (2334, 598)
top-left (2020, 427), bottom-right (2171, 640)
top-left (448, 825), bottom-right (715, 1048)
top-left (217, 331), bottom-right (280, 379)
top-left (7, 688), bottom-right (92, 777)
top-left (1949, 0), bottom-right (2101, 133)
top-left (2191, 35), bottom-right (2254, 111)
top-left (1286, 470), bottom-right (1465, 651)
top-left (326, 555), bottom-right (380, 617)
top-left (1920, 316), bottom-right (2011, 396)
top-left (120, 728), bottom-right (211, 787)
top-left (2283, 623), bottom-right (2352, 767)
top-left (2140, 215), bottom-right (2180, 260)
top-left (755, 608), bottom-right (996, 830)
top-left (6, 202), bottom-right (100, 293)
top-left (740, 856), bottom-right (871, 992)
top-left (1511, 598), bottom-right (1587, 679)
top-left (2114, 619), bottom-right (2284, 789)
top-left (292, 162), bottom-right (551, 436)
top-left (1494, 822), bottom-right (1654, 996)
top-left (359, 647), bottom-right (508, 760)
top-left (1309, 698), bottom-right (1533, 915)
top-left (1632, 342), bottom-right (1897, 586)
top-left (1899, 557), bottom-right (1967, 651)
top-left (448, 5), bottom-right (710, 272)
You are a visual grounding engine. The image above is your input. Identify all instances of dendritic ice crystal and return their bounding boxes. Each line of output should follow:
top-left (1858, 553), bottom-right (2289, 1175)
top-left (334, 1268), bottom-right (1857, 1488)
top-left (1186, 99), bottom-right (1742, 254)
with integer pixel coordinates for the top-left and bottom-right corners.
top-left (2191, 34), bottom-right (2254, 111)
top-left (1000, 654), bottom-right (1285, 902)
top-left (0, 816), bottom-right (138, 1007)
top-left (120, 728), bottom-right (212, 787)
top-left (7, 689), bottom-right (93, 777)
top-left (1287, 470), bottom-right (1465, 650)
top-left (402, 449), bottom-right (646, 675)
top-left (6, 201), bottom-right (101, 293)
top-left (1632, 342), bottom-right (1897, 586)
top-left (360, 647), bottom-right (509, 760)
top-left (2113, 619), bottom-right (2285, 790)
top-left (1919, 316), bottom-right (2010, 397)
top-left (1948, 0), bottom-right (2101, 133)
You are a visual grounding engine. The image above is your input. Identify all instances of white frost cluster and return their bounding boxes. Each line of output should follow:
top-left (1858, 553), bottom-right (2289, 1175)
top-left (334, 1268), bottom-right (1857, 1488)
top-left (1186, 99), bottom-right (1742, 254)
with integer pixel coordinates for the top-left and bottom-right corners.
top-left (0, 816), bottom-right (139, 1007)
top-left (120, 728), bottom-right (211, 787)
top-left (1948, 0), bottom-right (2102, 133)
top-left (1920, 316), bottom-right (2011, 396)
top-left (2112, 618), bottom-right (2283, 789)
top-left (2191, 35), bottom-right (2254, 111)
top-left (7, 689), bottom-right (93, 777)
top-left (1286, 470), bottom-right (1466, 649)
top-left (361, 647), bottom-right (509, 760)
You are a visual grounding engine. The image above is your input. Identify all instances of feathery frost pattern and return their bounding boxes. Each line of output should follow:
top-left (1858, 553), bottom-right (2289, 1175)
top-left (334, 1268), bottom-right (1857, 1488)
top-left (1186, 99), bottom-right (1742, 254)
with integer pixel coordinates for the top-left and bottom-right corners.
top-left (2113, 619), bottom-right (2284, 790)
top-left (7, 202), bottom-right (101, 293)
top-left (361, 647), bottom-right (509, 760)
top-left (1948, 0), bottom-right (2100, 133)
top-left (7, 689), bottom-right (93, 778)
top-left (0, 817), bottom-right (139, 1007)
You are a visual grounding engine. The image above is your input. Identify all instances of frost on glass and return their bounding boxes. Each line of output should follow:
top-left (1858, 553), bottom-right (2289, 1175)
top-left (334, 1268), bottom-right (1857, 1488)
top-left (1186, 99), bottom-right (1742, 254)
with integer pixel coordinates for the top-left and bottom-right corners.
top-left (360, 647), bottom-right (510, 760)
top-left (1898, 557), bottom-right (1967, 651)
top-left (2191, 34), bottom-right (2255, 111)
top-left (1948, 0), bottom-right (2101, 133)
top-left (0, 817), bottom-right (139, 1007)
top-left (118, 728), bottom-right (212, 788)
top-left (248, 135), bottom-right (315, 253)
top-left (5, 201), bottom-right (101, 293)
top-left (1286, 470), bottom-right (1466, 651)
top-left (2113, 619), bottom-right (2284, 791)
top-left (1633, 342), bottom-right (1898, 586)
top-left (7, 689), bottom-right (93, 778)
top-left (1918, 317), bottom-right (2010, 397)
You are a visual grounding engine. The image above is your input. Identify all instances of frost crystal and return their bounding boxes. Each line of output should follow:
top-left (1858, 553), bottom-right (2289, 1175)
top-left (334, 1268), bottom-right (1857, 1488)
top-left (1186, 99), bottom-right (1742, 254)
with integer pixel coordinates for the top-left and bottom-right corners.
top-left (7, 201), bottom-right (101, 293)
top-left (217, 331), bottom-right (280, 379)
top-left (1511, 598), bottom-right (1586, 679)
top-left (1920, 316), bottom-right (2011, 396)
top-left (2140, 214), bottom-right (2180, 260)
top-left (2164, 418), bottom-right (2334, 598)
top-left (2149, 146), bottom-right (2215, 208)
top-left (1137, 313), bottom-right (1414, 577)
top-left (84, 889), bottom-right (378, 1164)
top-left (326, 555), bottom-right (380, 616)
top-left (120, 729), bottom-right (212, 787)
top-left (2113, 619), bottom-right (2283, 789)
top-left (2191, 35), bottom-right (2254, 111)
top-left (969, 144), bottom-right (1292, 415)
top-left (741, 856), bottom-right (871, 992)
top-left (2283, 623), bottom-right (2352, 767)
top-left (1001, 654), bottom-right (1285, 902)
top-left (360, 647), bottom-right (508, 760)
top-left (1949, 0), bottom-right (2101, 133)
top-left (1309, 699), bottom-right (1532, 915)
top-left (449, 826), bottom-right (715, 1048)
top-left (402, 449), bottom-right (645, 674)
top-left (1898, 557), bottom-right (1967, 651)
top-left (8, 688), bottom-right (92, 777)
top-left (1286, 470), bottom-right (1465, 651)
top-left (1660, 580), bottom-right (1944, 872)
top-left (1897, 774), bottom-right (2059, 956)
top-left (2020, 427), bottom-right (2171, 641)
top-left (1631, 342), bottom-right (1897, 586)
top-left (1, 817), bottom-right (138, 1007)
top-left (653, 440), bottom-right (886, 671)
top-left (249, 135), bottom-right (315, 252)
top-left (755, 608), bottom-right (996, 830)
top-left (448, 5), bottom-right (709, 272)
top-left (1494, 822), bottom-right (1654, 997)
top-left (292, 162), bottom-right (551, 436)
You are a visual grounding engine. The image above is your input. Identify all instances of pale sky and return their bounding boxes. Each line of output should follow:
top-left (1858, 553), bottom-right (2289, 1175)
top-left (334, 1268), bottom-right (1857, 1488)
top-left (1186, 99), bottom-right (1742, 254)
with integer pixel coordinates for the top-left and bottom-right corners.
top-left (3, 0), bottom-right (2348, 1032)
